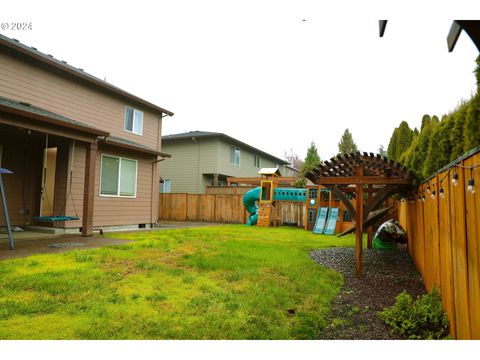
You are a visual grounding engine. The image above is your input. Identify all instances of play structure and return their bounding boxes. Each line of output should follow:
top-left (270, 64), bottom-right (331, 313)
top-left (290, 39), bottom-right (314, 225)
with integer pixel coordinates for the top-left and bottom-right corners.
top-left (242, 168), bottom-right (349, 234)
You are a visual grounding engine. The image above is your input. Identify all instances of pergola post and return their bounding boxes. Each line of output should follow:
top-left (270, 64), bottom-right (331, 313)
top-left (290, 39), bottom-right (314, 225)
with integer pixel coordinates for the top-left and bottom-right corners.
top-left (355, 166), bottom-right (364, 277)
top-left (367, 184), bottom-right (373, 248)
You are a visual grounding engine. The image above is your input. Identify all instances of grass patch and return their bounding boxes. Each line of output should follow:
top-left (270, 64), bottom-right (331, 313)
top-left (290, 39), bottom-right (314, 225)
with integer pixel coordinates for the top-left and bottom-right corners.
top-left (0, 225), bottom-right (354, 339)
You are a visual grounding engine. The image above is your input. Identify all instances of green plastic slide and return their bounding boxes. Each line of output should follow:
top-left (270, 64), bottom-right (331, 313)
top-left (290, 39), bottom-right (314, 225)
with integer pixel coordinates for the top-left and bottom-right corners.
top-left (243, 187), bottom-right (260, 225)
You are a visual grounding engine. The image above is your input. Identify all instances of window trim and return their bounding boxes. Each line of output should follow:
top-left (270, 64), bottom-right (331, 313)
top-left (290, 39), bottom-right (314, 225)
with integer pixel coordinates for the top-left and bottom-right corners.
top-left (99, 154), bottom-right (138, 198)
top-left (230, 146), bottom-right (241, 166)
top-left (161, 178), bottom-right (172, 193)
top-left (124, 106), bottom-right (144, 136)
top-left (254, 155), bottom-right (260, 168)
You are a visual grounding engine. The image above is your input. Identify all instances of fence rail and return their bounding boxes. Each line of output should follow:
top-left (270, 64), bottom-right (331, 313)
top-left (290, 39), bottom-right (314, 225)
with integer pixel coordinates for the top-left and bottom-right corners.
top-left (159, 193), bottom-right (305, 226)
top-left (397, 150), bottom-right (480, 339)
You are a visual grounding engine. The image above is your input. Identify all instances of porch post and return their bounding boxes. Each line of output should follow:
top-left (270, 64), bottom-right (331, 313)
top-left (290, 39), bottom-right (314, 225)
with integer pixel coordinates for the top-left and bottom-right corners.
top-left (82, 141), bottom-right (97, 237)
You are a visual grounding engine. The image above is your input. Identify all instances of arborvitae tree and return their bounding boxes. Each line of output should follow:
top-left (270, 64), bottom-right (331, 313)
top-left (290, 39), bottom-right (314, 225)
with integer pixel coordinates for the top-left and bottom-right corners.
top-left (401, 135), bottom-right (419, 171)
top-left (338, 128), bottom-right (358, 154)
top-left (301, 141), bottom-right (321, 176)
top-left (387, 128), bottom-right (398, 160)
top-left (395, 121), bottom-right (414, 162)
top-left (465, 56), bottom-right (480, 151)
top-left (423, 117), bottom-right (454, 176)
top-left (421, 115), bottom-right (432, 132)
top-left (417, 120), bottom-right (439, 178)
top-left (450, 101), bottom-right (469, 161)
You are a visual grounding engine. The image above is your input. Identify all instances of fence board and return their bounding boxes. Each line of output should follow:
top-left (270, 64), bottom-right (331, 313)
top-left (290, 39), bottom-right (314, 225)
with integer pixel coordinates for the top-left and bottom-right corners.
top-left (465, 155), bottom-right (480, 338)
top-left (438, 171), bottom-right (456, 338)
top-left (400, 150), bottom-right (480, 339)
top-left (159, 193), bottom-right (305, 226)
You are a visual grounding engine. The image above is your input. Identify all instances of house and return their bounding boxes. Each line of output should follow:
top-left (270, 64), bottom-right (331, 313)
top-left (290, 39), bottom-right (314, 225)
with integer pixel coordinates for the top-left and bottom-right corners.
top-left (0, 34), bottom-right (173, 236)
top-left (160, 131), bottom-right (291, 194)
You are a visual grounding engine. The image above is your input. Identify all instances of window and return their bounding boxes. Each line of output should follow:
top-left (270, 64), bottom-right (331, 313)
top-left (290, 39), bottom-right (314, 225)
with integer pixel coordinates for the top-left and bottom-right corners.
top-left (160, 179), bottom-right (171, 193)
top-left (254, 155), bottom-right (260, 168)
top-left (230, 146), bottom-right (240, 166)
top-left (322, 191), bottom-right (330, 201)
top-left (124, 107), bottom-right (143, 135)
top-left (100, 155), bottom-right (137, 197)
top-left (342, 210), bottom-right (352, 222)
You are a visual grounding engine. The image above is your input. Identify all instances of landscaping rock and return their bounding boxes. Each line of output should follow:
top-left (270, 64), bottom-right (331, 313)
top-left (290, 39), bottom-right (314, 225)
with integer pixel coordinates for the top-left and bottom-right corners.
top-left (311, 247), bottom-right (426, 340)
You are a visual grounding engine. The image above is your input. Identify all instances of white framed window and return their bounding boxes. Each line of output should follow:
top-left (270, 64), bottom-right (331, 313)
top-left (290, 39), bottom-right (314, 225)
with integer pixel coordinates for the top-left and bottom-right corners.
top-left (100, 154), bottom-right (137, 197)
top-left (230, 146), bottom-right (240, 166)
top-left (161, 179), bottom-right (171, 193)
top-left (124, 107), bottom-right (143, 135)
top-left (254, 155), bottom-right (260, 168)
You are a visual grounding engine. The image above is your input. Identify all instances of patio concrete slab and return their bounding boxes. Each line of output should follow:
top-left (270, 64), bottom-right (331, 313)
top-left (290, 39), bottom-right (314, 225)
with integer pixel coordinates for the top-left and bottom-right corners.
top-left (0, 233), bottom-right (130, 261)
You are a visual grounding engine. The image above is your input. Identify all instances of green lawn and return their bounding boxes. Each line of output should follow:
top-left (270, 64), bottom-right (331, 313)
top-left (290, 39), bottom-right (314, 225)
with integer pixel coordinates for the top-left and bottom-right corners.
top-left (0, 225), bottom-right (354, 339)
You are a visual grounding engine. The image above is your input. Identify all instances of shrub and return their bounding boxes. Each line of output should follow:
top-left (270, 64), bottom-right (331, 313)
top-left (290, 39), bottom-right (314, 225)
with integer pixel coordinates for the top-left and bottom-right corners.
top-left (378, 288), bottom-right (449, 339)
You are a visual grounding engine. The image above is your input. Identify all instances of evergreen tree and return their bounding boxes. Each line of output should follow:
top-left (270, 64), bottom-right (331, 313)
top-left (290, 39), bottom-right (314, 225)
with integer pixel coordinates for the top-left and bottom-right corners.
top-left (301, 142), bottom-right (321, 176)
top-left (395, 121), bottom-right (414, 162)
top-left (421, 115), bottom-right (432, 132)
top-left (423, 117), bottom-right (454, 176)
top-left (338, 128), bottom-right (358, 154)
top-left (450, 101), bottom-right (468, 160)
top-left (465, 56), bottom-right (480, 151)
top-left (387, 128), bottom-right (398, 160)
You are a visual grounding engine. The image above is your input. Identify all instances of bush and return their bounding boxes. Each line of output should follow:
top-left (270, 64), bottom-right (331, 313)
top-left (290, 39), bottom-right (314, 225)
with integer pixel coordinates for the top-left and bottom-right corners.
top-left (378, 288), bottom-right (449, 339)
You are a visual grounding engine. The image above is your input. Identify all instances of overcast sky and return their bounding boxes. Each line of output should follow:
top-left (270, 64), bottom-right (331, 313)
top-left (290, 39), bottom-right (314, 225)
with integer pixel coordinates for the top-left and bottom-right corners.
top-left (2, 0), bottom-right (479, 162)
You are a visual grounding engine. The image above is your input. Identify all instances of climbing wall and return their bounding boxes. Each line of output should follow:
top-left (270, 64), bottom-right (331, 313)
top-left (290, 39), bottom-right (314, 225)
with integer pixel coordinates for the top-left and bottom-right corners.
top-left (257, 203), bottom-right (272, 227)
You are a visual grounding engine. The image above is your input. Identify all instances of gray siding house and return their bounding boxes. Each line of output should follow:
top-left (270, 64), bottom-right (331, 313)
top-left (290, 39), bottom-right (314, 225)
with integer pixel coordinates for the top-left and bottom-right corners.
top-left (160, 131), bottom-right (291, 194)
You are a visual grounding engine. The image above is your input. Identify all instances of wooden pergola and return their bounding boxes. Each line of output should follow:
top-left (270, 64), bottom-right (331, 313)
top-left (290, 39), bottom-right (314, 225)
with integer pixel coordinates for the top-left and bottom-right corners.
top-left (306, 152), bottom-right (416, 277)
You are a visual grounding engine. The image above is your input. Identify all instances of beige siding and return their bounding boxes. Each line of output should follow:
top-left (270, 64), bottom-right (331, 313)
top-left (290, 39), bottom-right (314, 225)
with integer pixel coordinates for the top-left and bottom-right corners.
top-left (160, 138), bottom-right (218, 194)
top-left (160, 137), bottom-right (285, 194)
top-left (0, 52), bottom-right (162, 151)
top-left (61, 143), bottom-right (157, 228)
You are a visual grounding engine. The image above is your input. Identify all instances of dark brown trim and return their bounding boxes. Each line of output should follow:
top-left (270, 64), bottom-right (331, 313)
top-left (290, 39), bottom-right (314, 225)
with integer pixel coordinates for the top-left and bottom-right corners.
top-left (100, 137), bottom-right (171, 157)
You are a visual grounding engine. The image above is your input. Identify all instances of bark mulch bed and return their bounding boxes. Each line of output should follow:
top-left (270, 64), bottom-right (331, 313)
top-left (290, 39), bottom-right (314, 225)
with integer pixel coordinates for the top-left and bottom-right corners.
top-left (311, 247), bottom-right (426, 340)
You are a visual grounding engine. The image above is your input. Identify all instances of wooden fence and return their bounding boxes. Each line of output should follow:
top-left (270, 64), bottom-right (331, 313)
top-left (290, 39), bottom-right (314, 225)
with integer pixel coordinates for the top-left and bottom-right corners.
top-left (397, 148), bottom-right (480, 339)
top-left (159, 193), bottom-right (306, 226)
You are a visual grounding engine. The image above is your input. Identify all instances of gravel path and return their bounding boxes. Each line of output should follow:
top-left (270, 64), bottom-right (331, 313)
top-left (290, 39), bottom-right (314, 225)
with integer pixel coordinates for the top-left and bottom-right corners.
top-left (311, 247), bottom-right (426, 340)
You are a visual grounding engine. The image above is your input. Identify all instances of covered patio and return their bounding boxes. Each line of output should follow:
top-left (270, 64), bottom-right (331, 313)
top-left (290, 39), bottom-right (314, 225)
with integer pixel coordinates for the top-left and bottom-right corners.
top-left (0, 97), bottom-right (108, 239)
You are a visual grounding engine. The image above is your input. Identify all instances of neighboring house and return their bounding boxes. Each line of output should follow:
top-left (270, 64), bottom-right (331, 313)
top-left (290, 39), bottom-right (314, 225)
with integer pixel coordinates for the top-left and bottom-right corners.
top-left (160, 131), bottom-right (291, 194)
top-left (0, 34), bottom-right (173, 236)
top-left (283, 164), bottom-right (301, 177)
